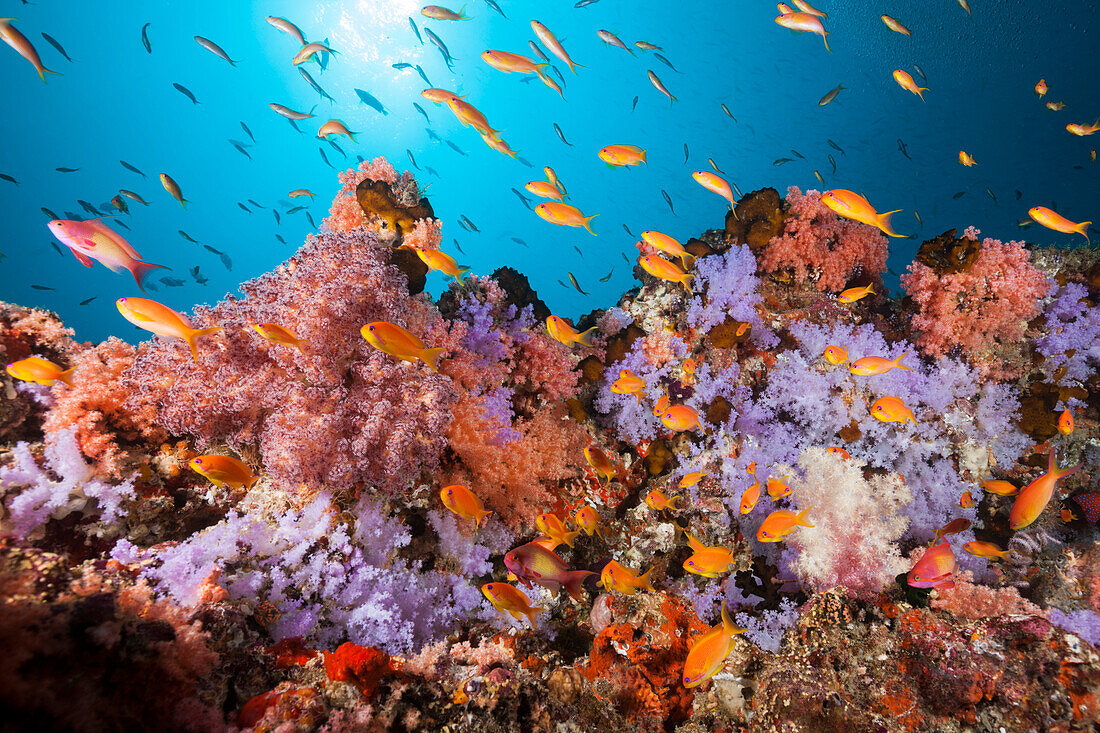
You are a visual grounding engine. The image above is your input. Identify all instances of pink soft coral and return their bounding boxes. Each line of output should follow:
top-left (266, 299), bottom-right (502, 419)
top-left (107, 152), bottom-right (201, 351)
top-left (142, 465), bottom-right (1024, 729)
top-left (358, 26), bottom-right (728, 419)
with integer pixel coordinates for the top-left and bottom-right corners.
top-left (759, 187), bottom-right (889, 292)
top-left (930, 570), bottom-right (1046, 620)
top-left (402, 218), bottom-right (443, 252)
top-left (901, 227), bottom-right (1049, 375)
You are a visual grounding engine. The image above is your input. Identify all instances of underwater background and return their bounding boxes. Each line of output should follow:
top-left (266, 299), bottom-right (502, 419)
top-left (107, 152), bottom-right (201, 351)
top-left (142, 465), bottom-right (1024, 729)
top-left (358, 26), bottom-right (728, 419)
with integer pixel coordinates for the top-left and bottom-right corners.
top-left (2, 1), bottom-right (1100, 732)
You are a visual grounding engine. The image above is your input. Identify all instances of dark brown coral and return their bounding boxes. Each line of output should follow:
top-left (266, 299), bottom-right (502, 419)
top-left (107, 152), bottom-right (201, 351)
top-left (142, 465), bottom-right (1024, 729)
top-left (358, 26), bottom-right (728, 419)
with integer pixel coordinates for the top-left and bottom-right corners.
top-left (913, 229), bottom-right (983, 275)
top-left (355, 178), bottom-right (435, 237)
top-left (724, 188), bottom-right (788, 253)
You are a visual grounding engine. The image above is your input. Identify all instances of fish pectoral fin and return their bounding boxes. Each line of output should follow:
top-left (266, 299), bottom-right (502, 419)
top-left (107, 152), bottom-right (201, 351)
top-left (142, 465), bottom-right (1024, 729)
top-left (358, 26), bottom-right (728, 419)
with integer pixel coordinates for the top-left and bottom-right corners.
top-left (73, 250), bottom-right (94, 267)
top-left (129, 310), bottom-right (157, 322)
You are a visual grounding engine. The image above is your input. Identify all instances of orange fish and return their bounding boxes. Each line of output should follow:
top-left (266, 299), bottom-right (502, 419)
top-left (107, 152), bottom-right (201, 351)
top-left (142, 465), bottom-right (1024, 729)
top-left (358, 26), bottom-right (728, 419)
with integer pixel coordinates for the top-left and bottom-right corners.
top-left (1066, 118), bottom-right (1100, 136)
top-left (684, 533), bottom-right (737, 578)
top-left (535, 202), bottom-right (597, 234)
top-left (935, 517), bottom-right (972, 539)
top-left (189, 454), bottom-right (260, 490)
top-left (407, 247), bottom-right (469, 280)
top-left (583, 447), bottom-right (618, 484)
top-left (481, 582), bottom-right (544, 625)
top-left (907, 539), bottom-right (956, 589)
top-left (600, 560), bottom-right (654, 595)
top-left (610, 368), bottom-right (645, 402)
top-left (159, 173), bottom-right (190, 208)
top-left (792, 0), bottom-right (826, 16)
top-left (447, 98), bottom-right (502, 138)
top-left (292, 41), bottom-right (336, 66)
top-left (0, 19), bottom-right (59, 82)
top-left (849, 352), bottom-right (913, 376)
top-left (645, 489), bottom-right (681, 511)
top-left (692, 171), bottom-right (736, 209)
top-left (1061, 508), bottom-right (1078, 523)
top-left (251, 323), bottom-right (306, 352)
top-left (1028, 206), bottom-right (1090, 242)
top-left (958, 151), bottom-right (977, 166)
top-left (116, 297), bottom-right (221, 362)
top-left (5, 356), bottom-right (74, 387)
top-left (892, 69), bottom-right (929, 100)
top-left (980, 479), bottom-right (1019, 497)
top-left (880, 15), bottom-right (911, 36)
top-left (599, 144), bottom-right (647, 167)
top-left (774, 12), bottom-right (831, 52)
top-left (647, 69), bottom-right (676, 103)
top-left (766, 475), bottom-right (792, 499)
top-left (757, 507), bottom-right (813, 542)
top-left (480, 131), bottom-right (518, 158)
top-left (525, 180), bottom-right (565, 201)
top-left (681, 357), bottom-right (697, 386)
top-left (740, 481), bottom-right (761, 514)
top-left (1058, 409), bottom-right (1074, 435)
top-left (288, 189), bottom-right (316, 199)
top-left (573, 504), bottom-right (603, 537)
top-left (441, 484), bottom-right (493, 527)
top-left (537, 512), bottom-right (581, 548)
top-left (747, 462), bottom-right (757, 476)
top-left (546, 315), bottom-right (598, 347)
top-left (317, 119), bottom-right (358, 142)
top-left (48, 218), bottom-right (168, 292)
top-left (638, 254), bottom-right (694, 290)
top-left (682, 604), bottom-right (747, 688)
top-left (421, 88), bottom-right (463, 105)
top-left (481, 50), bottom-right (548, 76)
top-left (837, 284), bottom-right (875, 304)
top-left (964, 540), bottom-right (1010, 561)
top-left (1009, 448), bottom-right (1082, 530)
top-left (680, 471), bottom-right (710, 488)
top-left (959, 490), bottom-right (975, 509)
top-left (661, 405), bottom-right (702, 432)
top-left (870, 396), bottom-right (916, 424)
top-left (361, 321), bottom-right (446, 372)
top-left (1034, 79), bottom-right (1047, 97)
top-left (826, 447), bottom-right (851, 459)
top-left (823, 345), bottom-right (848, 365)
top-left (652, 390), bottom-right (671, 417)
top-left (641, 230), bottom-right (693, 269)
top-left (422, 5), bottom-right (470, 21)
top-left (1046, 101), bottom-right (1067, 111)
top-left (503, 541), bottom-right (594, 600)
top-left (820, 189), bottom-right (903, 237)
top-left (531, 20), bottom-right (582, 74)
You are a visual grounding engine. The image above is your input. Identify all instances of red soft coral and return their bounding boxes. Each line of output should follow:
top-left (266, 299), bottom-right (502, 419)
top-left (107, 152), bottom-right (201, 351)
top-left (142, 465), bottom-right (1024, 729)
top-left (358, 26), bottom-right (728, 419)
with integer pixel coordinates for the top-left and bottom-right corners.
top-left (759, 187), bottom-right (889, 292)
top-left (325, 157), bottom-right (400, 233)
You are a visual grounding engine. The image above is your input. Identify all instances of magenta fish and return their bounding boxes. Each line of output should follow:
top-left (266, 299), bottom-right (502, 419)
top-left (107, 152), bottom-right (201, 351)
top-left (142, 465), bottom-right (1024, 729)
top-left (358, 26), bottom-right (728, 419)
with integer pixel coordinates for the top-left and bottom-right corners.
top-left (48, 218), bottom-right (167, 291)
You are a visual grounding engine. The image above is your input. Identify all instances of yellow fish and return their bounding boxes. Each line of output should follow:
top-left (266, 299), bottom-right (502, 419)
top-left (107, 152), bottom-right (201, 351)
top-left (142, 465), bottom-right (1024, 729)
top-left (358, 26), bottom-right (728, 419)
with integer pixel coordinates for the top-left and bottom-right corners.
top-left (544, 166), bottom-right (565, 193)
top-left (740, 481), bottom-right (761, 514)
top-left (531, 20), bottom-right (583, 74)
top-left (641, 230), bottom-right (693, 269)
top-left (645, 489), bottom-right (681, 511)
top-left (407, 246), bottom-right (469, 280)
top-left (1066, 118), bottom-right (1100, 136)
top-left (317, 119), bottom-right (358, 142)
top-left (1009, 448), bottom-right (1081, 530)
top-left (661, 404), bottom-right (702, 432)
top-left (684, 533), bottom-right (737, 578)
top-left (6, 356), bottom-right (74, 387)
top-left (535, 202), bottom-right (597, 234)
top-left (441, 484), bottom-right (493, 527)
top-left (823, 345), bottom-right (848, 365)
top-left (481, 50), bottom-right (549, 75)
top-left (0, 19), bottom-right (59, 82)
top-left (1028, 206), bottom-right (1090, 243)
top-left (757, 507), bottom-right (814, 542)
top-left (766, 475), bottom-right (792, 499)
top-left (692, 171), bottom-right (736, 209)
top-left (980, 479), bottom-right (1020, 497)
top-left (1035, 79), bottom-right (1048, 97)
top-left (422, 5), bottom-right (470, 21)
top-left (610, 368), bottom-right (645, 403)
top-left (481, 582), bottom-right (543, 625)
top-left (599, 144), bottom-right (647, 167)
top-left (546, 315), bottom-right (598, 347)
top-left (870, 395), bottom-right (917, 424)
top-left (837, 283), bottom-right (875, 304)
top-left (638, 254), bottom-right (693, 290)
top-left (600, 560), bottom-right (654, 595)
top-left (421, 88), bottom-right (463, 105)
top-left (525, 180), bottom-right (565, 201)
top-left (820, 189), bottom-right (903, 237)
top-left (251, 323), bottom-right (305, 352)
top-left (536, 512), bottom-right (580, 548)
top-left (288, 189), bottom-right (316, 199)
top-left (880, 15), bottom-right (911, 36)
top-left (361, 321), bottom-right (446, 372)
top-left (958, 151), bottom-right (977, 166)
top-left (964, 540), bottom-right (1010, 561)
top-left (849, 352), bottom-right (913, 376)
top-left (584, 446), bottom-right (618, 483)
top-left (116, 297), bottom-right (222, 362)
top-left (292, 41), bottom-right (336, 66)
top-left (573, 504), bottom-right (603, 537)
top-left (160, 173), bottom-right (190, 208)
top-left (1058, 409), bottom-right (1074, 435)
top-left (189, 454), bottom-right (260, 490)
top-left (679, 471), bottom-right (710, 488)
top-left (682, 604), bottom-right (748, 688)
top-left (892, 69), bottom-right (929, 100)
top-left (774, 12), bottom-right (831, 52)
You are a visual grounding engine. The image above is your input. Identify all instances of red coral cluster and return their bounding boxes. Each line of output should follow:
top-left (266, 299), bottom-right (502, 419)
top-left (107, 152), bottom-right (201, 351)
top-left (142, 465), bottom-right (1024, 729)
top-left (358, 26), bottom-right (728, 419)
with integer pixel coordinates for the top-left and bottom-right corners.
top-left (324, 642), bottom-right (393, 697)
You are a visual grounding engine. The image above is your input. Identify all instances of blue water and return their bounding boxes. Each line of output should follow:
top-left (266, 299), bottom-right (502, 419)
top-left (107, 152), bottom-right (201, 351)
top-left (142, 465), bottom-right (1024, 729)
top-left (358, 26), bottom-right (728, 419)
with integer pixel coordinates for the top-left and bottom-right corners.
top-left (1, 0), bottom-right (1096, 343)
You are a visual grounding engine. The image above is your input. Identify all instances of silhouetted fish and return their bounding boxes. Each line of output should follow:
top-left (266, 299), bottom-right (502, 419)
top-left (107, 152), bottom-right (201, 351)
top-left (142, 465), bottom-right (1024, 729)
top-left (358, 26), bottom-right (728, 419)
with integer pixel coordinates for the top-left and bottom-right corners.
top-left (461, 215), bottom-right (479, 232)
top-left (248, 199), bottom-right (265, 209)
top-left (319, 147), bottom-right (334, 168)
top-left (49, 241), bottom-right (64, 257)
top-left (160, 277), bottom-right (186, 287)
top-left (240, 121), bottom-right (255, 143)
top-left (453, 238), bottom-right (466, 254)
top-left (306, 212), bottom-right (317, 229)
top-left (189, 266), bottom-right (208, 285)
top-left (512, 188), bottom-right (533, 210)
top-left (120, 160), bottom-right (146, 178)
top-left (79, 296), bottom-right (97, 305)
top-left (425, 166), bottom-right (440, 177)
top-left (654, 53), bottom-right (679, 72)
top-left (238, 202), bottom-right (251, 213)
top-left (486, 0), bottom-right (507, 17)
top-left (897, 139), bottom-right (911, 160)
top-left (194, 35), bottom-right (238, 65)
top-left (0, 173), bottom-right (17, 185)
top-left (414, 102), bottom-right (430, 122)
top-left (573, 245), bottom-right (584, 257)
top-left (683, 143), bottom-right (689, 163)
top-left (178, 230), bottom-right (201, 243)
top-left (40, 32), bottom-right (71, 62)
top-left (56, 167), bottom-right (79, 173)
top-left (355, 87), bottom-right (388, 114)
top-left (40, 207), bottom-right (59, 219)
top-left (632, 95), bottom-right (639, 112)
top-left (953, 191), bottom-right (966, 199)
top-left (229, 140), bottom-right (252, 159)
top-left (554, 122), bottom-right (572, 146)
top-left (569, 272), bottom-right (588, 294)
top-left (392, 62), bottom-right (413, 70)
top-left (301, 68), bottom-right (336, 103)
top-left (407, 149), bottom-right (420, 169)
top-left (173, 82), bottom-right (200, 104)
top-left (415, 65), bottom-right (432, 85)
top-left (828, 139), bottom-right (845, 154)
top-left (662, 189), bottom-right (676, 215)
top-left (141, 23), bottom-right (152, 53)
top-left (600, 268), bottom-right (614, 281)
top-left (31, 284), bottom-right (54, 291)
top-left (511, 237), bottom-right (528, 247)
top-left (273, 209), bottom-right (281, 224)
top-left (622, 224), bottom-right (635, 237)
top-left (446, 140), bottom-right (468, 156)
top-left (410, 17), bottom-right (423, 44)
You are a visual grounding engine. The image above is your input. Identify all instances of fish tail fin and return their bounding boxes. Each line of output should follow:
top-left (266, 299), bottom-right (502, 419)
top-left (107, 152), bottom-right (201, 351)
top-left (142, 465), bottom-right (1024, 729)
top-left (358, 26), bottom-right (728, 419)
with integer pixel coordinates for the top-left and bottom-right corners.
top-left (524, 605), bottom-right (545, 625)
top-left (894, 350), bottom-right (915, 370)
top-left (1076, 221), bottom-right (1091, 243)
top-left (679, 253), bottom-right (695, 270)
top-left (583, 214), bottom-right (598, 235)
top-left (419, 346), bottom-right (448, 373)
top-left (639, 568), bottom-right (655, 592)
top-left (721, 603), bottom-right (748, 635)
top-left (680, 272), bottom-right (695, 291)
top-left (57, 367), bottom-right (76, 388)
top-left (823, 32), bottom-right (831, 53)
top-left (185, 326), bottom-right (223, 362)
top-left (641, 149), bottom-right (648, 164)
top-left (686, 532), bottom-right (705, 553)
top-left (131, 260), bottom-right (169, 292)
top-left (577, 326), bottom-right (599, 348)
top-left (563, 570), bottom-right (594, 601)
top-left (877, 209), bottom-right (903, 237)
top-left (474, 508), bottom-right (493, 529)
top-left (40, 65), bottom-right (61, 83)
top-left (1050, 448), bottom-right (1083, 481)
top-left (796, 505), bottom-right (815, 527)
top-left (563, 529), bottom-right (581, 548)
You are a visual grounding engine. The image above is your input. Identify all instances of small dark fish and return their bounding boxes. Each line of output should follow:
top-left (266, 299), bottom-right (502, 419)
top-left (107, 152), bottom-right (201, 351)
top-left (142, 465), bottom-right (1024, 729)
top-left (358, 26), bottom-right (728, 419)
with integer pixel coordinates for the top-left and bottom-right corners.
top-left (160, 277), bottom-right (186, 287)
top-left (575, 0), bottom-right (600, 6)
top-left (600, 267), bottom-right (613, 282)
top-left (410, 17), bottom-right (423, 44)
top-left (189, 266), bottom-right (208, 285)
top-left (425, 166), bottom-right (440, 177)
top-left (486, 0), bottom-right (507, 17)
top-left (275, 234), bottom-right (287, 245)
top-left (511, 188), bottom-right (533, 210)
top-left (415, 64), bottom-right (432, 86)
top-left (354, 87), bottom-right (388, 115)
top-left (828, 154), bottom-right (837, 174)
top-left (273, 209), bottom-right (282, 224)
top-left (622, 223), bottom-right (635, 237)
top-left (683, 143), bottom-right (689, 164)
top-left (985, 186), bottom-right (997, 203)
top-left (317, 37), bottom-right (331, 71)
top-left (813, 170), bottom-right (825, 185)
top-left (306, 212), bottom-right (317, 229)
top-left (1015, 189), bottom-right (1022, 201)
top-left (78, 200), bottom-right (100, 215)
top-left (173, 83), bottom-right (200, 104)
top-left (301, 68), bottom-right (336, 103)
top-left (568, 272), bottom-right (588, 295)
top-left (230, 140), bottom-right (252, 159)
top-left (392, 62), bottom-right (413, 70)
top-left (1017, 218), bottom-right (1034, 229)
top-left (773, 157), bottom-right (793, 165)
top-left (145, 282), bottom-right (161, 293)
top-left (912, 64), bottom-right (927, 82)
top-left (63, 211), bottom-right (80, 219)
top-left (194, 36), bottom-right (238, 65)
top-left (141, 23), bottom-right (152, 54)
top-left (632, 95), bottom-right (639, 112)
top-left (708, 157), bottom-right (725, 174)
top-left (818, 83), bottom-right (845, 106)
top-left (446, 140), bottom-right (468, 156)
top-left (461, 215), bottom-right (479, 233)
top-left (120, 160), bottom-right (146, 178)
top-left (621, 252), bottom-right (630, 264)
top-left (558, 279), bottom-right (568, 288)
top-left (56, 167), bottom-right (80, 173)
top-left (426, 127), bottom-right (442, 141)
top-left (453, 237), bottom-right (466, 254)
top-left (328, 139), bottom-right (346, 158)
top-left (40, 32), bottom-right (71, 62)
top-left (240, 121), bottom-right (255, 143)
top-left (407, 149), bottom-right (420, 170)
top-left (828, 139), bottom-right (845, 154)
top-left (573, 245), bottom-right (584, 257)
top-left (423, 28), bottom-right (456, 70)
top-left (791, 149), bottom-right (805, 159)
top-left (111, 195), bottom-right (130, 214)
top-left (248, 199), bottom-right (265, 209)
top-left (914, 210), bottom-right (923, 229)
top-left (30, 284), bottom-right (54, 291)
top-left (237, 202), bottom-right (251, 213)
top-left (79, 296), bottom-right (97, 305)
top-left (529, 40), bottom-right (549, 62)
top-left (510, 236), bottom-right (528, 247)
top-left (554, 122), bottom-right (573, 146)
top-left (0, 173), bottom-right (17, 185)
top-left (288, 119), bottom-right (302, 133)
top-left (319, 147), bottom-right (334, 168)
top-left (178, 230), bottom-right (201, 243)
top-left (731, 183), bottom-right (744, 199)
top-left (897, 139), bottom-right (911, 160)
top-left (661, 189), bottom-right (676, 215)
top-left (953, 191), bottom-right (966, 200)
top-left (40, 207), bottom-right (59, 219)
top-left (413, 102), bottom-right (430, 122)
top-left (516, 156), bottom-right (535, 168)
top-left (203, 244), bottom-right (222, 254)
top-left (654, 53), bottom-right (679, 72)
top-left (549, 65), bottom-right (566, 88)
top-left (49, 241), bottom-right (64, 257)
top-left (219, 253), bottom-right (232, 271)
top-left (112, 218), bottom-right (131, 231)
top-left (286, 205), bottom-right (306, 214)
top-left (720, 103), bottom-right (737, 121)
